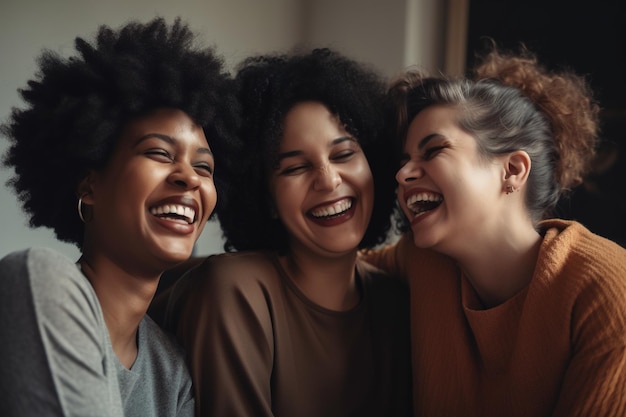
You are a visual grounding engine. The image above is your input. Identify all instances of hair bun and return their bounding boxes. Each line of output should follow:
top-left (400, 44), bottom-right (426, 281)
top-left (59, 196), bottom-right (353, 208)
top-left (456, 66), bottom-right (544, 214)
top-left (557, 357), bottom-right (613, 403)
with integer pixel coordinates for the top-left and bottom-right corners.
top-left (473, 44), bottom-right (600, 191)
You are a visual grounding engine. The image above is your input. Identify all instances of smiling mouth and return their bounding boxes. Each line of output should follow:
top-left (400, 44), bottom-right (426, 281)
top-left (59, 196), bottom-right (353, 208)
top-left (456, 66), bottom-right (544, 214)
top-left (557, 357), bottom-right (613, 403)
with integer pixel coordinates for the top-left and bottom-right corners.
top-left (150, 204), bottom-right (196, 224)
top-left (406, 192), bottom-right (443, 217)
top-left (309, 198), bottom-right (353, 219)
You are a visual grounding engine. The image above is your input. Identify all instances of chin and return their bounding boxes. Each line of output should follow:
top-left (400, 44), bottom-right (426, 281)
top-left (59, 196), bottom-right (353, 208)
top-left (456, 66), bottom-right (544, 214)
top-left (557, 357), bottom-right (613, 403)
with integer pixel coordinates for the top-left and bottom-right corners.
top-left (410, 228), bottom-right (440, 250)
top-left (324, 241), bottom-right (363, 256)
top-left (157, 244), bottom-right (194, 264)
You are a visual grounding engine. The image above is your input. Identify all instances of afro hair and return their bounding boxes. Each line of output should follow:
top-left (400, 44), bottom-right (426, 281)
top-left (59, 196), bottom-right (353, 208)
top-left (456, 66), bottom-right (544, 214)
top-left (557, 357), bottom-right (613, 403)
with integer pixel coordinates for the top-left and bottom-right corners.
top-left (2, 17), bottom-right (241, 247)
top-left (218, 48), bottom-right (397, 253)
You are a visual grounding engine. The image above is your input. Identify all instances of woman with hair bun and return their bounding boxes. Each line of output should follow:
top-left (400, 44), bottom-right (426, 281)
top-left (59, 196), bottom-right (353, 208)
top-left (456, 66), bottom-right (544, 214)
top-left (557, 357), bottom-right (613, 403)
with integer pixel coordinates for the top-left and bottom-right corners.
top-left (364, 45), bottom-right (626, 416)
top-left (0, 17), bottom-right (240, 417)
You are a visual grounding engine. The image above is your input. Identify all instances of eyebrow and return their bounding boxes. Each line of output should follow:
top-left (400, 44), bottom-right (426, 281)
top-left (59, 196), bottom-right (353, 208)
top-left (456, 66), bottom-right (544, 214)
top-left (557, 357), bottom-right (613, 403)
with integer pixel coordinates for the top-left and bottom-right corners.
top-left (276, 136), bottom-right (355, 163)
top-left (134, 133), bottom-right (212, 155)
top-left (417, 133), bottom-right (441, 150)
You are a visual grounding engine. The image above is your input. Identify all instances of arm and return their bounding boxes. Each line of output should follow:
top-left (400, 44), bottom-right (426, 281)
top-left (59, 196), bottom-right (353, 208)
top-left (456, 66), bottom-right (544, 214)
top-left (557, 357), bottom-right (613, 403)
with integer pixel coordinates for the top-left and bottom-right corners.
top-left (552, 268), bottom-right (626, 416)
top-left (360, 235), bottom-right (409, 278)
top-left (0, 248), bottom-right (123, 417)
top-left (150, 258), bottom-right (207, 327)
top-left (169, 255), bottom-right (276, 417)
top-left (156, 256), bottom-right (206, 297)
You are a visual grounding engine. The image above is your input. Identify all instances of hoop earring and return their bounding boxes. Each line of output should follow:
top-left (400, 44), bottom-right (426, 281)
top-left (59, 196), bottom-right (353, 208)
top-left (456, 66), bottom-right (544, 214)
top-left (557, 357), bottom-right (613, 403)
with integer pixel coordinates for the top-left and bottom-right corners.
top-left (77, 195), bottom-right (92, 223)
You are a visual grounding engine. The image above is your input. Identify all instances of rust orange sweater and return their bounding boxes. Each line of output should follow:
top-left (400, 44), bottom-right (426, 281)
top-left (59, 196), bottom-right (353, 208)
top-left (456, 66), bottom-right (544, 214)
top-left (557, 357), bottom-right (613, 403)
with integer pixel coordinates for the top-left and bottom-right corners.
top-left (365, 219), bottom-right (626, 417)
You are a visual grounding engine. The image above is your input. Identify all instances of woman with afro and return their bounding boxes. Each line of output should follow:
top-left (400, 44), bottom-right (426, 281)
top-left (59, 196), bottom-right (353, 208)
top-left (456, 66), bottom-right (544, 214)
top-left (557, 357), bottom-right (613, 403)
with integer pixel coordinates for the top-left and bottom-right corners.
top-left (157, 48), bottom-right (411, 417)
top-left (0, 17), bottom-right (240, 417)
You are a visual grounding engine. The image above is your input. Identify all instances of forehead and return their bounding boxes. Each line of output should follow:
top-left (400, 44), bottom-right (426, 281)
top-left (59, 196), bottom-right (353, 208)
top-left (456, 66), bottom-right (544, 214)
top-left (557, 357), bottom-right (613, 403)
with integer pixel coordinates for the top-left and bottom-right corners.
top-left (409, 104), bottom-right (459, 131)
top-left (405, 105), bottom-right (459, 143)
top-left (280, 101), bottom-right (347, 148)
top-left (122, 109), bottom-right (201, 138)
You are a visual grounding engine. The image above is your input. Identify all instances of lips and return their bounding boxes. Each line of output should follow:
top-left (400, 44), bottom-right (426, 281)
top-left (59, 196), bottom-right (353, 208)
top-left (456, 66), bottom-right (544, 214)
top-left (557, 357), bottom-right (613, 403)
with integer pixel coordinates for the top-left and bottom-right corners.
top-left (404, 190), bottom-right (443, 217)
top-left (149, 196), bottom-right (199, 224)
top-left (309, 197), bottom-right (353, 218)
top-left (307, 197), bottom-right (356, 226)
top-left (150, 204), bottom-right (195, 224)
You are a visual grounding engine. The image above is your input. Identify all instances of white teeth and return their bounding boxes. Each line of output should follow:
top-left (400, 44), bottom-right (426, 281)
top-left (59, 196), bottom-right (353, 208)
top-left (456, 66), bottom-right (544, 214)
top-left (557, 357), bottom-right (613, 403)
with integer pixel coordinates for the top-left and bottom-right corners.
top-left (311, 198), bottom-right (353, 218)
top-left (150, 204), bottom-right (196, 224)
top-left (406, 192), bottom-right (442, 215)
top-left (406, 192), bottom-right (441, 206)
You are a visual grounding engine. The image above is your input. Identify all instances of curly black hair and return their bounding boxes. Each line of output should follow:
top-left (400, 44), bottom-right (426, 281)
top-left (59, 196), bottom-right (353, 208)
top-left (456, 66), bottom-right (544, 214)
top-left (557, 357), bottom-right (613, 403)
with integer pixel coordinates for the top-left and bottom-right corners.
top-left (218, 48), bottom-right (397, 253)
top-left (1, 17), bottom-right (241, 248)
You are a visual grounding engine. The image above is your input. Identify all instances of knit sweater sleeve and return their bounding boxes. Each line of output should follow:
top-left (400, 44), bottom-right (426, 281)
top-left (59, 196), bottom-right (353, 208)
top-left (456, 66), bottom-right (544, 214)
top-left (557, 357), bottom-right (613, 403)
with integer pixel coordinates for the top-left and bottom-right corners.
top-left (544, 222), bottom-right (626, 417)
top-left (360, 235), bottom-right (413, 278)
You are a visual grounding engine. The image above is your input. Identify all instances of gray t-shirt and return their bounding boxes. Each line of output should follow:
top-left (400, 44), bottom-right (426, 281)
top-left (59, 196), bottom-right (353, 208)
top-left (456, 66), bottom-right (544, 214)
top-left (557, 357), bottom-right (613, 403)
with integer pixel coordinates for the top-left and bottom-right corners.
top-left (0, 247), bottom-right (194, 417)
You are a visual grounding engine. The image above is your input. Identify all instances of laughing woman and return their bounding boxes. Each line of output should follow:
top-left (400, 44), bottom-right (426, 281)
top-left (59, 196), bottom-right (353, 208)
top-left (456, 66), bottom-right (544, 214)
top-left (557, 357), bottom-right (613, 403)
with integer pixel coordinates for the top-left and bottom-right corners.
top-left (158, 49), bottom-right (411, 417)
top-left (0, 18), bottom-right (239, 417)
top-left (365, 46), bottom-right (626, 416)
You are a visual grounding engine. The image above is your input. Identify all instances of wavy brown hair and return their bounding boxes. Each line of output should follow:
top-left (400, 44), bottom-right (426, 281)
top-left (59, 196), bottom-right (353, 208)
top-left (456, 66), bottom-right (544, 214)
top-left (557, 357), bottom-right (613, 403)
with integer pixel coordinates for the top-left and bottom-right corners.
top-left (388, 44), bottom-right (600, 225)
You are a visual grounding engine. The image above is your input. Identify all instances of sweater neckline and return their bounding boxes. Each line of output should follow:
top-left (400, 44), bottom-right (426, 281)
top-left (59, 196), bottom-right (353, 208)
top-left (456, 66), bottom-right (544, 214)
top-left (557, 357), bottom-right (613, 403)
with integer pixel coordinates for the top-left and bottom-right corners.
top-left (270, 253), bottom-right (366, 315)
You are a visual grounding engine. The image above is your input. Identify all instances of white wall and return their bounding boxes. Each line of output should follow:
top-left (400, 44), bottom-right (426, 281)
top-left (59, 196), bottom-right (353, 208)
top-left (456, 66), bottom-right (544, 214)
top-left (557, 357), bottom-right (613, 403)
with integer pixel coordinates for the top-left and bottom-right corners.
top-left (0, 0), bottom-right (450, 259)
top-left (302, 0), bottom-right (407, 78)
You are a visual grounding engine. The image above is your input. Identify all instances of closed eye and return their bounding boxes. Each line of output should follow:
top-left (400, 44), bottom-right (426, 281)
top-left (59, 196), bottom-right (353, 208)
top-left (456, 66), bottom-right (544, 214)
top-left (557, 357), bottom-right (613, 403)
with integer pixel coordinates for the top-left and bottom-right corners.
top-left (194, 162), bottom-right (214, 177)
top-left (280, 164), bottom-right (309, 176)
top-left (331, 150), bottom-right (355, 162)
top-left (145, 148), bottom-right (173, 162)
top-left (423, 146), bottom-right (444, 160)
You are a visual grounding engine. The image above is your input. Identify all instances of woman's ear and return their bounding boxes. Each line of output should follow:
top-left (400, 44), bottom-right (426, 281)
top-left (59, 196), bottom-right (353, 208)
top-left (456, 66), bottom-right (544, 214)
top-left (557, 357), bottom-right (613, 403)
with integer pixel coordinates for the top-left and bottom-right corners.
top-left (503, 150), bottom-right (531, 191)
top-left (76, 171), bottom-right (97, 205)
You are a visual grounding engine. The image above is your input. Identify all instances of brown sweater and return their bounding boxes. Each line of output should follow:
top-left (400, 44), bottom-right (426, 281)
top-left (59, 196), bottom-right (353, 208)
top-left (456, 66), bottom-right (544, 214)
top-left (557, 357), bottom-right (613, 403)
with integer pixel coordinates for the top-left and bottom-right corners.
top-left (365, 219), bottom-right (626, 417)
top-left (160, 251), bottom-right (411, 417)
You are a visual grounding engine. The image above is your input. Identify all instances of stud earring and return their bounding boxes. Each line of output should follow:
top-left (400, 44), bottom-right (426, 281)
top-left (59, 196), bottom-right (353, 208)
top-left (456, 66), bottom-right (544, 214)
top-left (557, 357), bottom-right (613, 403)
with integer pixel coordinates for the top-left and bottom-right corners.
top-left (505, 184), bottom-right (516, 195)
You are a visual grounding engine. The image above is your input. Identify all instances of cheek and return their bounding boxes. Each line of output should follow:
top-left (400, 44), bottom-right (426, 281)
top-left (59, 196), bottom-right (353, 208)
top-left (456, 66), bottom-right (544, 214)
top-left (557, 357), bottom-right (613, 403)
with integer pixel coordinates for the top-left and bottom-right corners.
top-left (269, 178), bottom-right (299, 214)
top-left (363, 177), bottom-right (375, 213)
top-left (201, 181), bottom-right (218, 219)
top-left (353, 161), bottom-right (374, 203)
top-left (95, 170), bottom-right (144, 209)
top-left (110, 164), bottom-right (162, 200)
top-left (274, 191), bottom-right (298, 220)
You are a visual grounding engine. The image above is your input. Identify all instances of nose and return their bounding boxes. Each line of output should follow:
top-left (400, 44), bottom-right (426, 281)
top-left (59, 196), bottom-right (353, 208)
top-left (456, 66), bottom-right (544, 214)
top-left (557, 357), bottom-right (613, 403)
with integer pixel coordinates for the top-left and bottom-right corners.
top-left (313, 163), bottom-right (342, 191)
top-left (396, 160), bottom-right (423, 185)
top-left (168, 162), bottom-right (201, 190)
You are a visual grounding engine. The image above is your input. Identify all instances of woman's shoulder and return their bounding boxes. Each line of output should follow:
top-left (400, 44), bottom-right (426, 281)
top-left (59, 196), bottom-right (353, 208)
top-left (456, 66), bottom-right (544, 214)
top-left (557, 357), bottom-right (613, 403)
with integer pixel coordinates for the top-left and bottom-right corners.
top-left (0, 247), bottom-right (91, 298)
top-left (203, 250), bottom-right (277, 269)
top-left (538, 220), bottom-right (626, 348)
top-left (539, 219), bottom-right (626, 278)
top-left (197, 251), bottom-right (279, 281)
top-left (178, 251), bottom-right (282, 298)
top-left (164, 251), bottom-right (282, 337)
top-left (356, 258), bottom-right (408, 297)
top-left (537, 220), bottom-right (626, 319)
top-left (1, 246), bottom-right (75, 271)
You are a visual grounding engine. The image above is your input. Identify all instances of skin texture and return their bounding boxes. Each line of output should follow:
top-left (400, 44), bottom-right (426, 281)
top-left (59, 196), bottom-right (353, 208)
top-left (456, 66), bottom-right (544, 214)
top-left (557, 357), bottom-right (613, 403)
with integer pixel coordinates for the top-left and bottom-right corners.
top-left (396, 104), bottom-right (505, 254)
top-left (269, 101), bottom-right (375, 310)
top-left (396, 104), bottom-right (539, 306)
top-left (80, 107), bottom-right (217, 366)
top-left (270, 101), bottom-right (374, 260)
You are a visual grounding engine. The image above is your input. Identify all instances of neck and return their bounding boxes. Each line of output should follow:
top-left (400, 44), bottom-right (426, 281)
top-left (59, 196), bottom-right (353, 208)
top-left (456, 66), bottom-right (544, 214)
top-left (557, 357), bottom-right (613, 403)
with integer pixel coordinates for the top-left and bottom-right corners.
top-left (452, 224), bottom-right (542, 309)
top-left (279, 248), bottom-right (360, 311)
top-left (78, 253), bottom-right (161, 368)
